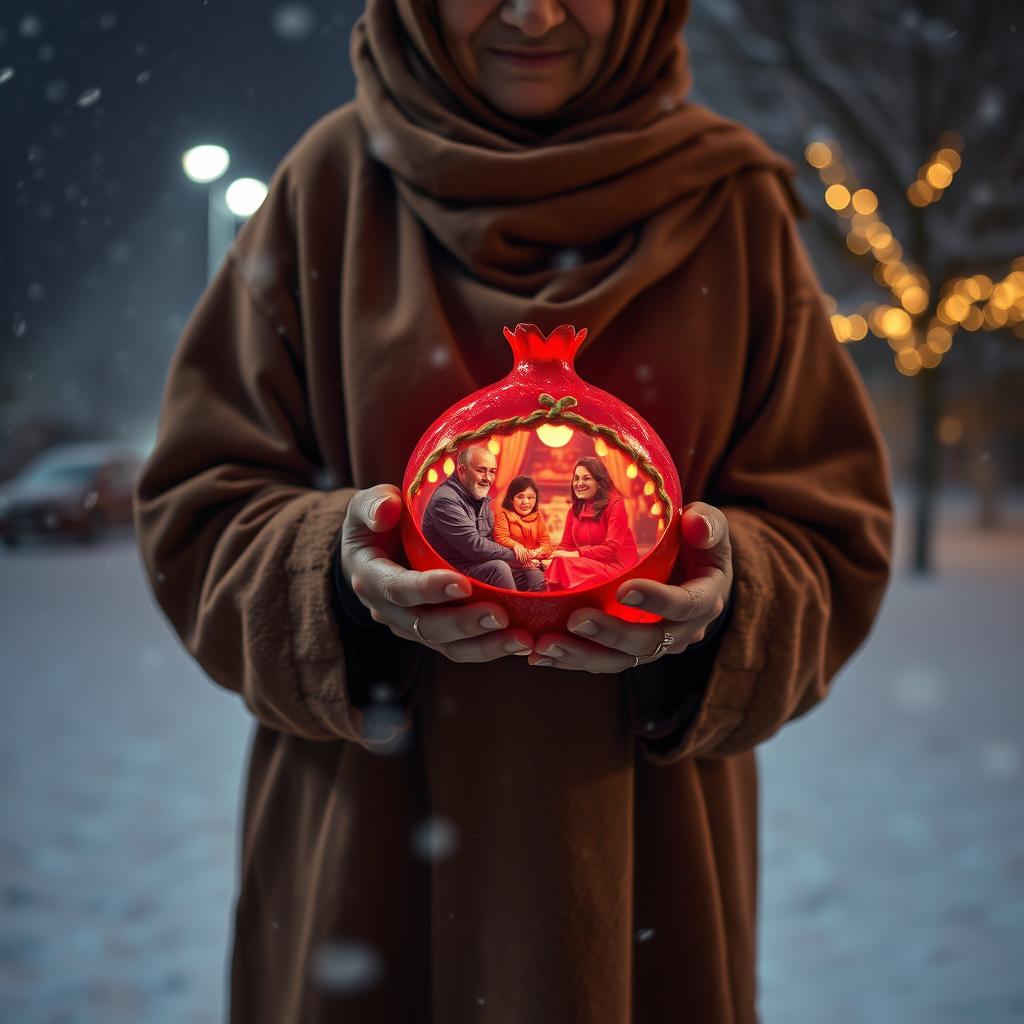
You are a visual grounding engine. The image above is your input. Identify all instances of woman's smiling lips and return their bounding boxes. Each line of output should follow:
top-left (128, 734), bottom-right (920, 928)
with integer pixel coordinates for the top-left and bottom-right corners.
top-left (487, 47), bottom-right (572, 68)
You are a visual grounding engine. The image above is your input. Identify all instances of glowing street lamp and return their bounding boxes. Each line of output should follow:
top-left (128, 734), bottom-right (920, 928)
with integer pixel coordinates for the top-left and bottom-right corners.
top-left (225, 178), bottom-right (269, 218)
top-left (181, 144), bottom-right (230, 184)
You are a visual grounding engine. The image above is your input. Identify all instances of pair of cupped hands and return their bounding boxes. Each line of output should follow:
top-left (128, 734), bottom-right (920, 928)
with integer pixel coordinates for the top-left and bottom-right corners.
top-left (342, 485), bottom-right (732, 672)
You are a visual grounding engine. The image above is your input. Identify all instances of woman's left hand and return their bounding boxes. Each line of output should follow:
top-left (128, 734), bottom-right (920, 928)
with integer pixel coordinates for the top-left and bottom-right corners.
top-left (526, 502), bottom-right (733, 672)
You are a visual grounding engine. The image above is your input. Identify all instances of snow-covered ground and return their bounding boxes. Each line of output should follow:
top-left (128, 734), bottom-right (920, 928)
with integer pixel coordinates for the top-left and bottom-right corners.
top-left (1, 488), bottom-right (1021, 1023)
top-left (758, 486), bottom-right (1024, 1024)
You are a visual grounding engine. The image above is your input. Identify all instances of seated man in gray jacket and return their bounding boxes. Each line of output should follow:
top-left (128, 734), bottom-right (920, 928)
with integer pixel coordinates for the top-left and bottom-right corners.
top-left (421, 445), bottom-right (546, 592)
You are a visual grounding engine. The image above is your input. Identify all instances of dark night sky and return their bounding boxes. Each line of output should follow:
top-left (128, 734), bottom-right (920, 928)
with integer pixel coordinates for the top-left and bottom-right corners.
top-left (1, 1), bottom-right (365, 451)
top-left (3, 1), bottom-right (1020, 469)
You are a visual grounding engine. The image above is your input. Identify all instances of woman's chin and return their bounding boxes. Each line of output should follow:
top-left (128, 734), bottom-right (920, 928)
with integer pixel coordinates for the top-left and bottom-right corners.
top-left (484, 89), bottom-right (572, 122)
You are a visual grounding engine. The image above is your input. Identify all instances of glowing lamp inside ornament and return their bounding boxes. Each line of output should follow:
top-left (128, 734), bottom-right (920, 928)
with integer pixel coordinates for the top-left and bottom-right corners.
top-left (400, 324), bottom-right (684, 637)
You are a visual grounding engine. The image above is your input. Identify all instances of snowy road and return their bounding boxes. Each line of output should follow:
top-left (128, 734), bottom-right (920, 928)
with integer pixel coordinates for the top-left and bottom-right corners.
top-left (1, 491), bottom-right (1022, 1022)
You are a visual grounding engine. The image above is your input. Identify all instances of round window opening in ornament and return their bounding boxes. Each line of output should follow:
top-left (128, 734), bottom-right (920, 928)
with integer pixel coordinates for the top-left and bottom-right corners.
top-left (399, 324), bottom-right (684, 636)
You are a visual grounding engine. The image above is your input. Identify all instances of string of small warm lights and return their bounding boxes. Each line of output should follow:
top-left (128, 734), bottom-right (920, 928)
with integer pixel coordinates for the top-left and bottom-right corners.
top-left (805, 137), bottom-right (1024, 376)
top-left (908, 136), bottom-right (963, 207)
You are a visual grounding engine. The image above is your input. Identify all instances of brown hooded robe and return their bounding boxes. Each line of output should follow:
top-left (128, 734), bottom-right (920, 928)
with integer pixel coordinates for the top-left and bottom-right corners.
top-left (134, 1), bottom-right (893, 1020)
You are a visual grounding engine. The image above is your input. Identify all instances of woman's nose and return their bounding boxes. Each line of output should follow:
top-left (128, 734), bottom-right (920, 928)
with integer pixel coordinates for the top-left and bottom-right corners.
top-left (499, 0), bottom-right (566, 37)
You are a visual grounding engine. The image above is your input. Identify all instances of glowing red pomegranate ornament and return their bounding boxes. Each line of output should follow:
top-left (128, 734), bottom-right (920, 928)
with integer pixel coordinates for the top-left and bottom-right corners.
top-left (400, 324), bottom-right (683, 636)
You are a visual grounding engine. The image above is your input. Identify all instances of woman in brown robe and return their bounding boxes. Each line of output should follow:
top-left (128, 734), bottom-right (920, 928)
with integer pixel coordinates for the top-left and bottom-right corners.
top-left (133, 0), bottom-right (893, 1021)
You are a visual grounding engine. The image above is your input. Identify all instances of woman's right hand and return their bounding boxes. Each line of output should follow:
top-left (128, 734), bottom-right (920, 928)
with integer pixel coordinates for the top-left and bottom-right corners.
top-left (340, 485), bottom-right (534, 662)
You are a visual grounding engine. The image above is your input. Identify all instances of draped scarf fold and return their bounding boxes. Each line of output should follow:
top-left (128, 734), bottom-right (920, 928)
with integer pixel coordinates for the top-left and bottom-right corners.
top-left (350, 0), bottom-right (805, 300)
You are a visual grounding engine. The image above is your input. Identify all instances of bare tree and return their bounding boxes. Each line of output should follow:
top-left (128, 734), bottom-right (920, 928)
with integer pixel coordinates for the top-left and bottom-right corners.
top-left (688, 0), bottom-right (1024, 572)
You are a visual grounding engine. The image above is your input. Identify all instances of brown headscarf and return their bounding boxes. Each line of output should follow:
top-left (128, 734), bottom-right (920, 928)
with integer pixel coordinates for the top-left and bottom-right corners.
top-left (350, 0), bottom-right (807, 322)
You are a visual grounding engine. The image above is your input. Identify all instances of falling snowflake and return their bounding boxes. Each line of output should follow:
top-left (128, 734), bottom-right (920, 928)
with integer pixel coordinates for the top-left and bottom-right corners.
top-left (76, 87), bottom-right (102, 108)
top-left (366, 131), bottom-right (396, 163)
top-left (970, 182), bottom-right (994, 207)
top-left (411, 817), bottom-right (460, 862)
top-left (19, 15), bottom-right (44, 39)
top-left (361, 705), bottom-right (411, 754)
top-left (634, 927), bottom-right (656, 943)
top-left (551, 247), bottom-right (583, 271)
top-left (977, 88), bottom-right (1003, 125)
top-left (138, 646), bottom-right (165, 673)
top-left (428, 346), bottom-right (452, 368)
top-left (369, 682), bottom-right (396, 703)
top-left (891, 665), bottom-right (945, 713)
top-left (309, 939), bottom-right (383, 994)
top-left (107, 240), bottom-right (132, 265)
top-left (272, 3), bottom-right (317, 41)
top-left (979, 741), bottom-right (1020, 780)
top-left (237, 250), bottom-right (278, 293)
top-left (0, 68), bottom-right (14, 85)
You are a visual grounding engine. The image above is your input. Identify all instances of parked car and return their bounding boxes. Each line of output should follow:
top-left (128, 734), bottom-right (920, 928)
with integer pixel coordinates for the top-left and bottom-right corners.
top-left (0, 442), bottom-right (143, 547)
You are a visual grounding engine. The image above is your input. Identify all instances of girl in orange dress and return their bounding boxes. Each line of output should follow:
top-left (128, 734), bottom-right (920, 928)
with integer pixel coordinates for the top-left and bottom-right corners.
top-left (543, 457), bottom-right (639, 592)
top-left (492, 475), bottom-right (552, 592)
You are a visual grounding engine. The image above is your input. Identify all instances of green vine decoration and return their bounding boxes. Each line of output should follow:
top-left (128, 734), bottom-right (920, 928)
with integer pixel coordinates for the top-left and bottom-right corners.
top-left (408, 393), bottom-right (674, 527)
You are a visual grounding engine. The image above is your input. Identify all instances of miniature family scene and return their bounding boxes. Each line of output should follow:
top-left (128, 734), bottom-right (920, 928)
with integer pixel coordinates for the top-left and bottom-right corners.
top-left (415, 444), bottom-right (649, 594)
top-left (398, 323), bottom-right (684, 631)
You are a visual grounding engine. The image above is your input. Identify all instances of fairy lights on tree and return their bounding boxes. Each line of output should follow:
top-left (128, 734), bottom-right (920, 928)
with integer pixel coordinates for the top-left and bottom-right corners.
top-left (807, 135), bottom-right (1024, 376)
top-left (689, 0), bottom-right (1022, 572)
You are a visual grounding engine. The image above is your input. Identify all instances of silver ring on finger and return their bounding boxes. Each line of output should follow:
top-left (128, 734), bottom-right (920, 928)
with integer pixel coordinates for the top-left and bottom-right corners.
top-left (411, 615), bottom-right (425, 642)
top-left (646, 630), bottom-right (676, 660)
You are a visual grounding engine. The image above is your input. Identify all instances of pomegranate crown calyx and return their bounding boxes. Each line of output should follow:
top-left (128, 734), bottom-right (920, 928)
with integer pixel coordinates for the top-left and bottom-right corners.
top-left (502, 323), bottom-right (588, 365)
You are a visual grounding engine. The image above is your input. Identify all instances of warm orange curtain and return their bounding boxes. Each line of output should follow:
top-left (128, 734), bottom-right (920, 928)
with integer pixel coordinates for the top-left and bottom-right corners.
top-left (492, 429), bottom-right (530, 503)
top-left (602, 447), bottom-right (637, 529)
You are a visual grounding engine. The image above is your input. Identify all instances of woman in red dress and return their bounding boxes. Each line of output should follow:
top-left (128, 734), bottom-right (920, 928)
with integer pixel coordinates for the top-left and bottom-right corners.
top-left (542, 457), bottom-right (639, 591)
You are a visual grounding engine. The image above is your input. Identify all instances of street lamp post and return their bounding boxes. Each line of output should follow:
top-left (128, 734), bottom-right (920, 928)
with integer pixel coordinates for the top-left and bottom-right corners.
top-left (182, 144), bottom-right (232, 284)
top-left (182, 145), bottom-right (269, 283)
top-left (206, 179), bottom-right (237, 284)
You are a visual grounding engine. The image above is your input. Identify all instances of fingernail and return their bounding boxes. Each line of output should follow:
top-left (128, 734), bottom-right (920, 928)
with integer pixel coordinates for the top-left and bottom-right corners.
top-left (445, 583), bottom-right (469, 598)
top-left (538, 644), bottom-right (565, 658)
top-left (570, 619), bottom-right (598, 636)
top-left (533, 658), bottom-right (554, 667)
top-left (368, 496), bottom-right (387, 522)
top-left (480, 614), bottom-right (504, 630)
top-left (621, 591), bottom-right (644, 606)
top-left (503, 639), bottom-right (531, 653)
top-left (699, 513), bottom-right (715, 541)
